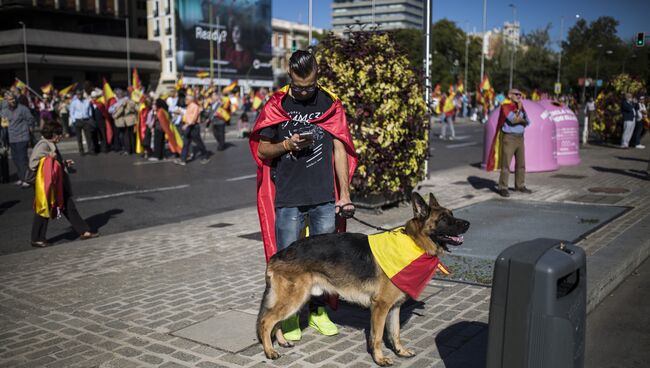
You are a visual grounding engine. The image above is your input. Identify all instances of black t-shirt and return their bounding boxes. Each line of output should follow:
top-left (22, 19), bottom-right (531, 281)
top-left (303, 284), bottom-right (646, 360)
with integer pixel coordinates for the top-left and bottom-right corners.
top-left (260, 89), bottom-right (335, 208)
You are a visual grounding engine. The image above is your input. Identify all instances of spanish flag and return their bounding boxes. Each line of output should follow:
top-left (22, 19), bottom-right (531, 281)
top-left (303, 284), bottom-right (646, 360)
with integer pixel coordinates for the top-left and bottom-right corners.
top-left (480, 74), bottom-right (491, 92)
top-left (41, 82), bottom-right (54, 95)
top-left (457, 79), bottom-right (464, 93)
top-left (102, 78), bottom-right (117, 109)
top-left (368, 228), bottom-right (447, 300)
top-left (531, 89), bottom-right (541, 101)
top-left (175, 78), bottom-right (184, 90)
top-left (156, 109), bottom-right (183, 153)
top-left (12, 78), bottom-right (26, 90)
top-left (222, 80), bottom-right (238, 94)
top-left (33, 156), bottom-right (64, 219)
top-left (217, 96), bottom-right (231, 122)
top-left (132, 68), bottom-right (142, 91)
top-left (58, 82), bottom-right (77, 97)
top-left (196, 71), bottom-right (210, 79)
top-left (443, 94), bottom-right (456, 115)
top-left (252, 91), bottom-right (264, 111)
top-left (486, 99), bottom-right (517, 171)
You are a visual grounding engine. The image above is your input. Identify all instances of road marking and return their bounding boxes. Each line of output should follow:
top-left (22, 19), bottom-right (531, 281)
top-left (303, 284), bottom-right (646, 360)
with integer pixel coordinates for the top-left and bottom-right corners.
top-left (225, 174), bottom-right (257, 182)
top-left (133, 159), bottom-right (170, 166)
top-left (446, 142), bottom-right (478, 149)
top-left (76, 185), bottom-right (190, 202)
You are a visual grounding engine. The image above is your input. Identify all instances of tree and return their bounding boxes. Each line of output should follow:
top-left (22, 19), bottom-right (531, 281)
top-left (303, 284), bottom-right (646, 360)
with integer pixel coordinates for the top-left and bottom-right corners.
top-left (316, 31), bottom-right (428, 197)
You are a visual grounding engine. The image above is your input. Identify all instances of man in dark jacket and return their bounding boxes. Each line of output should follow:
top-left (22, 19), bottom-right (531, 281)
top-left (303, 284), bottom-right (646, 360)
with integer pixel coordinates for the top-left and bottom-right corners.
top-left (620, 93), bottom-right (636, 148)
top-left (1, 92), bottom-right (34, 187)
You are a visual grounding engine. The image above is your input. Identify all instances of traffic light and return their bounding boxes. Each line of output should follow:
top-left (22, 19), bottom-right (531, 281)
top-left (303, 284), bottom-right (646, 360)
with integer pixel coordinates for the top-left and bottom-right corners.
top-left (637, 32), bottom-right (645, 47)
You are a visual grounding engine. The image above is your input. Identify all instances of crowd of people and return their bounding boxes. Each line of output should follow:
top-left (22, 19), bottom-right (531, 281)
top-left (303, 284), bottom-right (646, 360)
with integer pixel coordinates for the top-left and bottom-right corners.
top-left (0, 84), bottom-right (268, 184)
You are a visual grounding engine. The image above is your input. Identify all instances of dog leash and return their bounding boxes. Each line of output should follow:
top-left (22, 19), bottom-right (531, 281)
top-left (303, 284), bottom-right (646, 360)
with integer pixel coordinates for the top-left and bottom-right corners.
top-left (337, 203), bottom-right (394, 232)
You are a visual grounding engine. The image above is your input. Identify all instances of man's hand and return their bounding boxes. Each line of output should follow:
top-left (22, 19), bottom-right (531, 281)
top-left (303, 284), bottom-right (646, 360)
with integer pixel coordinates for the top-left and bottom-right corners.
top-left (288, 133), bottom-right (312, 151)
top-left (65, 159), bottom-right (74, 166)
top-left (336, 197), bottom-right (355, 218)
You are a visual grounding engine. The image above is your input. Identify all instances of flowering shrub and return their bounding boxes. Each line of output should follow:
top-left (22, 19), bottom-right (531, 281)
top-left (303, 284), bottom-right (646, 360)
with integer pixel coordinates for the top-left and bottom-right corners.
top-left (593, 74), bottom-right (646, 141)
top-left (316, 31), bottom-right (428, 196)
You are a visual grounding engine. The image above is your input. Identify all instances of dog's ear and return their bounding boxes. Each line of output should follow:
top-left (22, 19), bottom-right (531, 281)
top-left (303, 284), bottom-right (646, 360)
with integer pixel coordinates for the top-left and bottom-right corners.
top-left (428, 193), bottom-right (440, 208)
top-left (411, 192), bottom-right (429, 220)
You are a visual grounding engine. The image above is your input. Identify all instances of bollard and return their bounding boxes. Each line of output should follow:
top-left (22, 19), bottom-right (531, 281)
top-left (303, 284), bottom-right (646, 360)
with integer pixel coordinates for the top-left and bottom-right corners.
top-left (486, 238), bottom-right (586, 368)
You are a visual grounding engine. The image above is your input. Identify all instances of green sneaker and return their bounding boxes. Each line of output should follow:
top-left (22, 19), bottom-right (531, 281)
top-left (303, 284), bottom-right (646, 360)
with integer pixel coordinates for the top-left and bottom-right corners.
top-left (308, 306), bottom-right (339, 336)
top-left (281, 314), bottom-right (301, 341)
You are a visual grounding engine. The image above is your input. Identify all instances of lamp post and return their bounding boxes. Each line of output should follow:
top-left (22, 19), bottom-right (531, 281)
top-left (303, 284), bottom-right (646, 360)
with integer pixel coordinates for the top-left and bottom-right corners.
top-left (125, 17), bottom-right (131, 86)
top-left (308, 0), bottom-right (312, 43)
top-left (480, 0), bottom-right (487, 84)
top-left (556, 16), bottom-right (564, 85)
top-left (18, 21), bottom-right (29, 87)
top-left (508, 3), bottom-right (517, 90)
top-left (464, 22), bottom-right (469, 94)
top-left (594, 46), bottom-right (612, 98)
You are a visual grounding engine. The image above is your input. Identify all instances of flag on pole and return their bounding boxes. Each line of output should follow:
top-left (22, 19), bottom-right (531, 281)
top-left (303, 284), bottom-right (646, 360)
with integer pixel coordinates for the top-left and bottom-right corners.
top-left (132, 68), bottom-right (142, 91)
top-left (447, 84), bottom-right (454, 95)
top-left (252, 91), bottom-right (264, 111)
top-left (58, 83), bottom-right (77, 97)
top-left (12, 78), bottom-right (26, 90)
top-left (102, 78), bottom-right (117, 109)
top-left (222, 80), bottom-right (238, 94)
top-left (175, 78), bottom-right (184, 90)
top-left (196, 71), bottom-right (210, 79)
top-left (480, 74), bottom-right (491, 92)
top-left (457, 79), bottom-right (464, 93)
top-left (40, 82), bottom-right (54, 95)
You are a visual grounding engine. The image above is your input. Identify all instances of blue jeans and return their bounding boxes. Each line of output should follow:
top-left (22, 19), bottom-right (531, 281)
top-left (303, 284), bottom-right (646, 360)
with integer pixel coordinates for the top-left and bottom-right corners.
top-left (10, 141), bottom-right (29, 182)
top-left (275, 201), bottom-right (336, 252)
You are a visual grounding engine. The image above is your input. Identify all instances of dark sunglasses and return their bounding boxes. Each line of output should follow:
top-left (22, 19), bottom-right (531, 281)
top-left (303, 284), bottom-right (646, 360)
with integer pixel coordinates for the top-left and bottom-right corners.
top-left (290, 83), bottom-right (317, 94)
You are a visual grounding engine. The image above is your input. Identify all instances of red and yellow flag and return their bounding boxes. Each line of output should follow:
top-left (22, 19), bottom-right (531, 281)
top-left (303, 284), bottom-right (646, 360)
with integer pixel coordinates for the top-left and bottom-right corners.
top-left (531, 89), bottom-right (541, 101)
top-left (132, 68), bottom-right (142, 91)
top-left (12, 78), bottom-right (26, 90)
top-left (457, 79), bottom-right (465, 93)
top-left (222, 80), bottom-right (238, 94)
top-left (196, 71), bottom-right (210, 79)
top-left (368, 228), bottom-right (447, 300)
top-left (102, 78), bottom-right (117, 109)
top-left (486, 99), bottom-right (516, 171)
top-left (58, 83), bottom-right (77, 97)
top-left (252, 91), bottom-right (263, 111)
top-left (33, 156), bottom-right (64, 219)
top-left (480, 74), bottom-right (491, 91)
top-left (40, 82), bottom-right (53, 95)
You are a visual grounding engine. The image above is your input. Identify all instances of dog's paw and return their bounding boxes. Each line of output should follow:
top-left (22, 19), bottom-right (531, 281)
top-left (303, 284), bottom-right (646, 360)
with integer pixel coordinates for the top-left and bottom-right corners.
top-left (373, 356), bottom-right (393, 366)
top-left (278, 340), bottom-right (294, 348)
top-left (396, 348), bottom-right (416, 358)
top-left (264, 350), bottom-right (281, 360)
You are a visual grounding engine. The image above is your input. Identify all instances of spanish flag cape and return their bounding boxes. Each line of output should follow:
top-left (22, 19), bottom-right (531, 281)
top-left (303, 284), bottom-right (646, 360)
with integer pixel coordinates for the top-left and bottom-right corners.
top-left (135, 105), bottom-right (150, 154)
top-left (91, 100), bottom-right (114, 145)
top-left (156, 108), bottom-right (183, 154)
top-left (368, 228), bottom-right (449, 300)
top-left (34, 156), bottom-right (64, 219)
top-left (486, 99), bottom-right (518, 171)
top-left (249, 85), bottom-right (358, 263)
top-left (443, 93), bottom-right (456, 117)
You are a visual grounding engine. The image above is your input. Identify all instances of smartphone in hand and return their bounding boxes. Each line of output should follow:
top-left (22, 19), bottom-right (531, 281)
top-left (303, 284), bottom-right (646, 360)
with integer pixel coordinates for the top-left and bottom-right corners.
top-left (298, 131), bottom-right (314, 140)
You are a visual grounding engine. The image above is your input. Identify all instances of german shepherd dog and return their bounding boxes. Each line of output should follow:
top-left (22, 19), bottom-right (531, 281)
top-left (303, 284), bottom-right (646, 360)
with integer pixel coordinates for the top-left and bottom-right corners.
top-left (256, 192), bottom-right (470, 366)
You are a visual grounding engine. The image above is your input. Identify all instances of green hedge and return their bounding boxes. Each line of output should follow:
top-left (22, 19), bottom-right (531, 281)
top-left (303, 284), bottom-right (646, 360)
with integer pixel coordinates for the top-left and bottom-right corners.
top-left (317, 31), bottom-right (428, 196)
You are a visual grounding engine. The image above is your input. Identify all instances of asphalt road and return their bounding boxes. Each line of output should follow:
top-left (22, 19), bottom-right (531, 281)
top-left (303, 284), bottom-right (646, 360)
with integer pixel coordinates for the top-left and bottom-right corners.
top-left (0, 119), bottom-right (485, 255)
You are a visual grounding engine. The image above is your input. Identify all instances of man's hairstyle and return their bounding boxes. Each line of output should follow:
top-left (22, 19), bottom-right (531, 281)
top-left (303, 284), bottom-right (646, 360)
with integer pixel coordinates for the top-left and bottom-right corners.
top-left (41, 119), bottom-right (63, 139)
top-left (288, 50), bottom-right (317, 78)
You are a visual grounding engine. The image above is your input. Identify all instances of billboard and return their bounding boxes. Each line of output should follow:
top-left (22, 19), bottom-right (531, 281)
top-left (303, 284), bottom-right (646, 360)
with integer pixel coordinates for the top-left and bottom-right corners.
top-left (176, 0), bottom-right (272, 85)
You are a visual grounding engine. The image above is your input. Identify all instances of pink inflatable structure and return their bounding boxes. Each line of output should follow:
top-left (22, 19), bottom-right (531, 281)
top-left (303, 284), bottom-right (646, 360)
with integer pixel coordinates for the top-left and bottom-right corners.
top-left (538, 99), bottom-right (581, 166)
top-left (482, 100), bottom-right (559, 172)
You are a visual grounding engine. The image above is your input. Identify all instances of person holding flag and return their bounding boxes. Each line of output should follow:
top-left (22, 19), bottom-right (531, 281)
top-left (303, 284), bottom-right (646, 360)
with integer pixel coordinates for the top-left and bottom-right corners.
top-left (29, 120), bottom-right (98, 247)
top-left (249, 50), bottom-right (357, 341)
top-left (439, 89), bottom-right (457, 140)
top-left (486, 89), bottom-right (533, 198)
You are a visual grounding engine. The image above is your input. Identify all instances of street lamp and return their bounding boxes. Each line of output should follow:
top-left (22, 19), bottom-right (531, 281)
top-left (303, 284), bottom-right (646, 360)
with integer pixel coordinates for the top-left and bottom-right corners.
top-left (479, 0), bottom-right (487, 85)
top-left (594, 46), bottom-right (612, 98)
top-left (18, 21), bottom-right (29, 87)
top-left (508, 3), bottom-right (517, 90)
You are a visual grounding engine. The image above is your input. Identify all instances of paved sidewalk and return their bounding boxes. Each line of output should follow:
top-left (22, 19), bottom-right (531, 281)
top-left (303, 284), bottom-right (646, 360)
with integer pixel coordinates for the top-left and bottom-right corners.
top-left (1, 138), bottom-right (649, 368)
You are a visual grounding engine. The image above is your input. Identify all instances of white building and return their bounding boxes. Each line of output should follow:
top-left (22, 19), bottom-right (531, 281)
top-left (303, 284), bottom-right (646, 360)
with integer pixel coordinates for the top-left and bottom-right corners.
top-left (332, 0), bottom-right (424, 32)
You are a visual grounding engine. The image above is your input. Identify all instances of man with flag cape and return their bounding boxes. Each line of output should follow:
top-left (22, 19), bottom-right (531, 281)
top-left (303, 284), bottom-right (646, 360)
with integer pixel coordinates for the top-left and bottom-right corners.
top-left (89, 89), bottom-right (113, 152)
top-left (249, 50), bottom-right (357, 341)
top-left (486, 89), bottom-right (532, 197)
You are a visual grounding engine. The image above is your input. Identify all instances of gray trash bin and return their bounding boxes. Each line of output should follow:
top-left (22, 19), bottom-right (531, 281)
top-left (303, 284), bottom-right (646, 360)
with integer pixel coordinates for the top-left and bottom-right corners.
top-left (486, 238), bottom-right (586, 368)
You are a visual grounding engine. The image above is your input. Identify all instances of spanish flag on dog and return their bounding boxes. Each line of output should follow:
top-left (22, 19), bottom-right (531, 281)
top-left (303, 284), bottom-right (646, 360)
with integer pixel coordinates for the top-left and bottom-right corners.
top-left (369, 228), bottom-right (448, 300)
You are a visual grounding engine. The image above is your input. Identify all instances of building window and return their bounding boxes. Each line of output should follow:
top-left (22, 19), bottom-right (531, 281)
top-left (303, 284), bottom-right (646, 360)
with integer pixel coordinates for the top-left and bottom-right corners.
top-left (168, 60), bottom-right (173, 73)
top-left (153, 1), bottom-right (159, 16)
top-left (167, 38), bottom-right (172, 50)
top-left (278, 34), bottom-right (284, 49)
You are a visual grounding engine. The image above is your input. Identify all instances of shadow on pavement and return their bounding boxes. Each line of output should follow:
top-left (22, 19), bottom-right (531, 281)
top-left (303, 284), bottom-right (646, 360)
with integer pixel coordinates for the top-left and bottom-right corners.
top-left (467, 176), bottom-right (498, 193)
top-left (615, 156), bottom-right (649, 163)
top-left (591, 166), bottom-right (649, 180)
top-left (435, 321), bottom-right (488, 368)
top-left (0, 200), bottom-right (20, 216)
top-left (48, 208), bottom-right (124, 244)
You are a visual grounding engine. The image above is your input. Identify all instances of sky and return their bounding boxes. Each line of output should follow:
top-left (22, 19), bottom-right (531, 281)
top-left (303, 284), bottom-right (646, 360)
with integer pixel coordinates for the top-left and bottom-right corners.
top-left (272, 0), bottom-right (650, 44)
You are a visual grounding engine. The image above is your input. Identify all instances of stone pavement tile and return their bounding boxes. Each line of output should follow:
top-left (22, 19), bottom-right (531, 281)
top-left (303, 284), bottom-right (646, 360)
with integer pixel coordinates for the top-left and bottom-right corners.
top-left (137, 354), bottom-right (165, 365)
top-left (220, 353), bottom-right (254, 366)
top-left (196, 362), bottom-right (230, 368)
